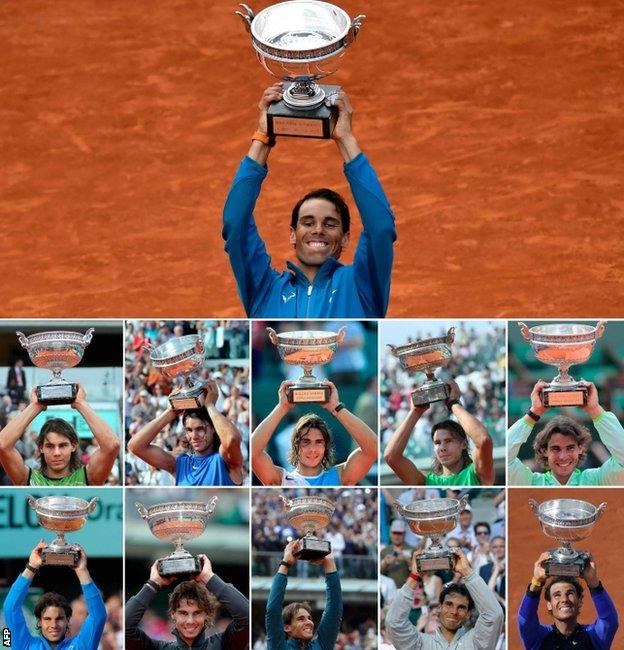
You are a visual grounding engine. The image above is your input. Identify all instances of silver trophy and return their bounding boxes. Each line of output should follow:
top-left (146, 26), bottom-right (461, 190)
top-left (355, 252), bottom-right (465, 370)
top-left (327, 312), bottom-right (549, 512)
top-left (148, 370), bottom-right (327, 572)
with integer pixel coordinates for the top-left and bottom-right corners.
top-left (519, 321), bottom-right (606, 407)
top-left (150, 335), bottom-right (206, 410)
top-left (268, 327), bottom-right (346, 403)
top-left (394, 496), bottom-right (468, 572)
top-left (136, 498), bottom-right (218, 577)
top-left (28, 495), bottom-right (99, 567)
top-left (237, 1), bottom-right (365, 138)
top-left (529, 498), bottom-right (606, 577)
top-left (281, 494), bottom-right (335, 561)
top-left (387, 327), bottom-right (455, 407)
top-left (17, 329), bottom-right (95, 405)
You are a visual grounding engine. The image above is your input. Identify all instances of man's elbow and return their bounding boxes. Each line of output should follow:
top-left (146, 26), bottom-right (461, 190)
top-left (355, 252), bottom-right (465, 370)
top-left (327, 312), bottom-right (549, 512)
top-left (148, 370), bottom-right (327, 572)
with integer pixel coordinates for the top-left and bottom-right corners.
top-left (383, 447), bottom-right (399, 469)
top-left (126, 437), bottom-right (141, 455)
top-left (104, 436), bottom-right (121, 456)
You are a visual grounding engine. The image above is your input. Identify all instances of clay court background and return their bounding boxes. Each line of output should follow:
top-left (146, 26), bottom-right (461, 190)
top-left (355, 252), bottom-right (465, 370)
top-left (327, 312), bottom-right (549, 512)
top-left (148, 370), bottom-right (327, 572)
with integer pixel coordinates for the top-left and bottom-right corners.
top-left (1, 1), bottom-right (622, 317)
top-left (509, 488), bottom-right (622, 649)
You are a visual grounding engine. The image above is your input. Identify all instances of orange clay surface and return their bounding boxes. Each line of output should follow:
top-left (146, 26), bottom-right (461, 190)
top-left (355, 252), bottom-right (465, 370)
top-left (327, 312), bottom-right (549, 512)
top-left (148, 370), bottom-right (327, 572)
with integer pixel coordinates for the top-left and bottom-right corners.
top-left (1, 1), bottom-right (622, 317)
top-left (509, 488), bottom-right (623, 649)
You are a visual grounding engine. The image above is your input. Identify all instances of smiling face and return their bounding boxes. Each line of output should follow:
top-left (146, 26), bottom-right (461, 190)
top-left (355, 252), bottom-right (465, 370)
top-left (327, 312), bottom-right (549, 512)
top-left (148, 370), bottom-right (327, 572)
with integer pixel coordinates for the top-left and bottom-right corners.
top-left (183, 416), bottom-right (214, 456)
top-left (432, 428), bottom-right (467, 472)
top-left (171, 598), bottom-right (209, 644)
top-left (285, 607), bottom-right (315, 640)
top-left (297, 428), bottom-right (327, 472)
top-left (39, 606), bottom-right (70, 643)
top-left (439, 593), bottom-right (470, 633)
top-left (545, 433), bottom-right (581, 482)
top-left (40, 432), bottom-right (77, 476)
top-left (546, 582), bottom-right (581, 623)
top-left (290, 199), bottom-right (349, 273)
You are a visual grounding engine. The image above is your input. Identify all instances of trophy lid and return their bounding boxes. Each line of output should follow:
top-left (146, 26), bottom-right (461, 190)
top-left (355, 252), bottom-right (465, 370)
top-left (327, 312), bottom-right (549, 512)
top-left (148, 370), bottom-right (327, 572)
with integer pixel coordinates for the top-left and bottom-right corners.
top-left (251, 1), bottom-right (351, 55)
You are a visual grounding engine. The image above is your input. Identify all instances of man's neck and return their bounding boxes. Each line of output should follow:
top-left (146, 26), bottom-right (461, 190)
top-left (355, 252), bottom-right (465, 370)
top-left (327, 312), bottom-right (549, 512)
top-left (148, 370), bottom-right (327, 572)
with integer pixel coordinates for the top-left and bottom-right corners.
top-left (295, 463), bottom-right (324, 477)
top-left (440, 626), bottom-right (459, 643)
top-left (292, 259), bottom-right (320, 285)
top-left (192, 446), bottom-right (215, 458)
top-left (441, 459), bottom-right (464, 476)
top-left (553, 471), bottom-right (572, 485)
top-left (43, 465), bottom-right (72, 479)
top-left (554, 618), bottom-right (579, 636)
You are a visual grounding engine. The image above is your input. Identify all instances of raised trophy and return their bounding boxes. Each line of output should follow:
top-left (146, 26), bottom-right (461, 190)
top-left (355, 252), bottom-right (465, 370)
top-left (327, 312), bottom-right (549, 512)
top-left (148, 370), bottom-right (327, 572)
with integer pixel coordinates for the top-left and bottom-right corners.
top-left (237, 1), bottom-right (365, 139)
top-left (394, 496), bottom-right (467, 572)
top-left (17, 329), bottom-right (95, 405)
top-left (518, 321), bottom-right (606, 407)
top-left (529, 498), bottom-right (606, 577)
top-left (150, 335), bottom-right (206, 410)
top-left (268, 326), bottom-right (346, 403)
top-left (281, 494), bottom-right (335, 561)
top-left (136, 498), bottom-right (218, 577)
top-left (28, 495), bottom-right (99, 566)
top-left (387, 327), bottom-right (455, 407)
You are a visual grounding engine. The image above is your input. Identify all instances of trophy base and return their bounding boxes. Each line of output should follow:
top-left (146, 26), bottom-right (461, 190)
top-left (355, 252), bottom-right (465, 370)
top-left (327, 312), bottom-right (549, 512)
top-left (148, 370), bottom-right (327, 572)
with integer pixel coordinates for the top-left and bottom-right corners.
top-left (169, 388), bottom-right (205, 411)
top-left (542, 385), bottom-right (587, 407)
top-left (157, 555), bottom-right (201, 578)
top-left (296, 537), bottom-right (331, 561)
top-left (411, 382), bottom-right (450, 407)
top-left (36, 383), bottom-right (78, 405)
top-left (287, 384), bottom-right (330, 404)
top-left (267, 84), bottom-right (340, 139)
top-left (545, 550), bottom-right (588, 577)
top-left (41, 546), bottom-right (81, 567)
top-left (416, 552), bottom-right (454, 573)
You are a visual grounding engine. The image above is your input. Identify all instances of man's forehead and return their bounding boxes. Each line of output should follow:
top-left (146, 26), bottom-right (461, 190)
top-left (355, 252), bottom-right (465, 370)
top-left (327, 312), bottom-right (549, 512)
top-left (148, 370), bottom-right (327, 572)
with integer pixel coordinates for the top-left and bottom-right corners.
top-left (442, 593), bottom-right (469, 607)
top-left (41, 606), bottom-right (67, 618)
top-left (175, 597), bottom-right (202, 611)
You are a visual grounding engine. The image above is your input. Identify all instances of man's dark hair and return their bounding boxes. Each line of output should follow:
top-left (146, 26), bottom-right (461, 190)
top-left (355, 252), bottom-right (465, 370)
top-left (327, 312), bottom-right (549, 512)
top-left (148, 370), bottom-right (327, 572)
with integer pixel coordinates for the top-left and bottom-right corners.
top-left (37, 419), bottom-right (82, 474)
top-left (282, 601), bottom-right (312, 630)
top-left (544, 577), bottom-right (584, 601)
top-left (35, 592), bottom-right (72, 620)
top-left (288, 413), bottom-right (335, 470)
top-left (168, 581), bottom-right (219, 628)
top-left (180, 408), bottom-right (220, 453)
top-left (533, 416), bottom-right (591, 470)
top-left (439, 583), bottom-right (474, 611)
top-left (474, 521), bottom-right (491, 534)
top-left (430, 420), bottom-right (472, 475)
top-left (290, 188), bottom-right (351, 233)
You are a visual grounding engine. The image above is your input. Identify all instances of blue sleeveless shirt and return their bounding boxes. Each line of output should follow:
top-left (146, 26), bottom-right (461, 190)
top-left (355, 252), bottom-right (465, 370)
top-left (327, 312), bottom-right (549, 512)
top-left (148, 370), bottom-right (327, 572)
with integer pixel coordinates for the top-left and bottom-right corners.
top-left (175, 452), bottom-right (238, 486)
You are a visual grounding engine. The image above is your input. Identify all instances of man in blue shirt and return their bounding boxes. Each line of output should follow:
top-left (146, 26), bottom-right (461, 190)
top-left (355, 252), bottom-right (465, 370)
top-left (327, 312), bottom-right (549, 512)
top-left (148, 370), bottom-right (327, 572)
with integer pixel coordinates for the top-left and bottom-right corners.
top-left (127, 381), bottom-right (243, 485)
top-left (2, 541), bottom-right (106, 649)
top-left (265, 540), bottom-right (342, 649)
top-left (222, 84), bottom-right (396, 318)
top-left (518, 551), bottom-right (618, 649)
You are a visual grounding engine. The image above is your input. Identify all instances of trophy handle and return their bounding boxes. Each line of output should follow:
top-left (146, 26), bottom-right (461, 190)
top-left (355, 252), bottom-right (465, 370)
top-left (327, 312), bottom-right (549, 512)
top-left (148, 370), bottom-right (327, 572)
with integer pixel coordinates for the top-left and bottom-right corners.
top-left (458, 494), bottom-right (468, 511)
top-left (595, 502), bottom-right (607, 520)
top-left (195, 337), bottom-right (205, 353)
top-left (518, 322), bottom-right (530, 341)
top-left (27, 496), bottom-right (37, 510)
top-left (595, 320), bottom-right (607, 339)
top-left (386, 343), bottom-right (397, 357)
top-left (16, 331), bottom-right (30, 349)
top-left (280, 495), bottom-right (292, 510)
top-left (346, 14), bottom-right (366, 45)
top-left (528, 498), bottom-right (539, 514)
top-left (267, 327), bottom-right (279, 346)
top-left (336, 326), bottom-right (347, 344)
top-left (235, 3), bottom-right (255, 33)
top-left (82, 328), bottom-right (95, 346)
top-left (87, 497), bottom-right (99, 514)
top-left (445, 327), bottom-right (456, 345)
top-left (392, 500), bottom-right (405, 517)
top-left (205, 496), bottom-right (218, 514)
top-left (135, 502), bottom-right (149, 519)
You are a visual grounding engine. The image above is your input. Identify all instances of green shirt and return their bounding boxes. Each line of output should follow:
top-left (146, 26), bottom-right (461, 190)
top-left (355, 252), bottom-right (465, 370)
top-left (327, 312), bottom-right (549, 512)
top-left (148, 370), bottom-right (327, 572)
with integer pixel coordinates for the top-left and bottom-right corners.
top-left (425, 462), bottom-right (481, 486)
top-left (28, 466), bottom-right (88, 486)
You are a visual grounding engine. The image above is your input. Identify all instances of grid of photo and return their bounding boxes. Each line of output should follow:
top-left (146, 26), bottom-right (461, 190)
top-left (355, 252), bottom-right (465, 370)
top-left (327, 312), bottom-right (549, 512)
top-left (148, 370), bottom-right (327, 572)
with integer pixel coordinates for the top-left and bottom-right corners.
top-left (0, 318), bottom-right (621, 649)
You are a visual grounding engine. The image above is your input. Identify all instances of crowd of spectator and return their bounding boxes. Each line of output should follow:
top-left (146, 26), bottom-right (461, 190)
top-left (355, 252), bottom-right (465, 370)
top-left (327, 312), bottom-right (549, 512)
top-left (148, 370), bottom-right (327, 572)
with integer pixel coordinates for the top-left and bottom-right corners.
top-left (380, 322), bottom-right (506, 469)
top-left (124, 320), bottom-right (250, 484)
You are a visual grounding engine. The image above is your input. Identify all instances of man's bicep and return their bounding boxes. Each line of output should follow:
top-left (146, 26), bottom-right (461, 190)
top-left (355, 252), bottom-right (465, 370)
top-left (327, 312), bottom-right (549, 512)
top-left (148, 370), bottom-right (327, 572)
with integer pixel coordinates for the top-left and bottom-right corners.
top-left (134, 445), bottom-right (176, 474)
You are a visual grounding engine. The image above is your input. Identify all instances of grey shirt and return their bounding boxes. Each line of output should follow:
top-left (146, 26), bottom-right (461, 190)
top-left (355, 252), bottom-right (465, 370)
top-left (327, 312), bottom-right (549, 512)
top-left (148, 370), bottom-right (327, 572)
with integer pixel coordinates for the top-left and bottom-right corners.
top-left (385, 571), bottom-right (503, 650)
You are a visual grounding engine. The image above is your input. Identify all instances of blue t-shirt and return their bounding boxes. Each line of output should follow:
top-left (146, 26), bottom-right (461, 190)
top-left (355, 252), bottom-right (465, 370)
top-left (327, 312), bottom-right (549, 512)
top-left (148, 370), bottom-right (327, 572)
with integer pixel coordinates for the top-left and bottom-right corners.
top-left (175, 452), bottom-right (238, 486)
top-left (282, 466), bottom-right (341, 486)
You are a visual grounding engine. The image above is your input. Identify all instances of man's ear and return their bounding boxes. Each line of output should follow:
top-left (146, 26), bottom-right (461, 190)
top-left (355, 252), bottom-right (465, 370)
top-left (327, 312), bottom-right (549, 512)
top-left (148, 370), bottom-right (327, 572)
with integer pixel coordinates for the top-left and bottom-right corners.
top-left (284, 623), bottom-right (292, 636)
top-left (545, 601), bottom-right (552, 614)
top-left (341, 232), bottom-right (350, 249)
top-left (290, 228), bottom-right (296, 246)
